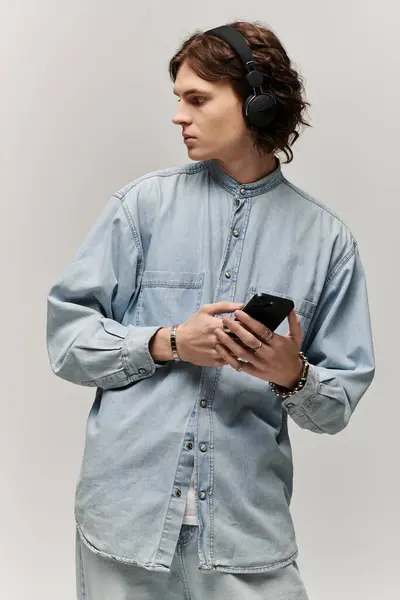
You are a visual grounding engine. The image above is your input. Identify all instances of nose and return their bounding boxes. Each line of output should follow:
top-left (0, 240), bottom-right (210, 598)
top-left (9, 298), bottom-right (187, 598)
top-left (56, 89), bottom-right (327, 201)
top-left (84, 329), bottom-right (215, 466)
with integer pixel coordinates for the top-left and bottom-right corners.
top-left (172, 103), bottom-right (192, 126)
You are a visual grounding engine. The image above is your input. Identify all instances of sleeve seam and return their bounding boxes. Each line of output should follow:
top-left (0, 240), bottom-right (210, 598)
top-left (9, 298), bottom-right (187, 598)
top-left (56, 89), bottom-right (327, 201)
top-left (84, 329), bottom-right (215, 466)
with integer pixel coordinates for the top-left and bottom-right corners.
top-left (323, 239), bottom-right (357, 292)
top-left (114, 196), bottom-right (144, 282)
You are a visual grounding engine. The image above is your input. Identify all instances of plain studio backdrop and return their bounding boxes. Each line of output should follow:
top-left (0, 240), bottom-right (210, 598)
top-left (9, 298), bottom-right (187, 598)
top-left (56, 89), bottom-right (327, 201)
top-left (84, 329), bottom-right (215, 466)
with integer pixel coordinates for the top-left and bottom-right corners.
top-left (1, 1), bottom-right (397, 598)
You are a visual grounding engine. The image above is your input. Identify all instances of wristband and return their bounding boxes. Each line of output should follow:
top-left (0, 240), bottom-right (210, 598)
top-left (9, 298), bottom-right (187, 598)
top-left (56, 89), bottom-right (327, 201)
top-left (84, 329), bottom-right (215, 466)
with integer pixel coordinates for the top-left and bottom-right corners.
top-left (170, 324), bottom-right (182, 362)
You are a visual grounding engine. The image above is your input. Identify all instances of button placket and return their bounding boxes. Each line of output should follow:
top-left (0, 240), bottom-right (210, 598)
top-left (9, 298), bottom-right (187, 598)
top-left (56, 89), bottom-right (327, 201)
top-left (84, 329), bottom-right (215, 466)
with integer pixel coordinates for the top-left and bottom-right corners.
top-left (224, 188), bottom-right (249, 290)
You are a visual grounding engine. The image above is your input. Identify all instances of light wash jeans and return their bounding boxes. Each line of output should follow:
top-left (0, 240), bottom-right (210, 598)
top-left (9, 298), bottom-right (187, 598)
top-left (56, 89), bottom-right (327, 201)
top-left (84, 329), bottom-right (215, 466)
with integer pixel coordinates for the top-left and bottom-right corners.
top-left (76, 524), bottom-right (310, 599)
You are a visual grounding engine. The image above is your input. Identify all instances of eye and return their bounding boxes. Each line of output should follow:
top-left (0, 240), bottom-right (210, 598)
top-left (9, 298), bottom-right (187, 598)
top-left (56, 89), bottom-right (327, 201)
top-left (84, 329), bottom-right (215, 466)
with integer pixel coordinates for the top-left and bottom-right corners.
top-left (190, 97), bottom-right (205, 106)
top-left (175, 96), bottom-right (206, 105)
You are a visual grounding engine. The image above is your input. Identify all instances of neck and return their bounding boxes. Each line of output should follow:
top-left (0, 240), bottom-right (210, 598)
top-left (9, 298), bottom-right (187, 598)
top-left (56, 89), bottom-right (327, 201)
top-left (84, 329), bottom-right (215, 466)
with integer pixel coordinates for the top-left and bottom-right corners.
top-left (215, 150), bottom-right (278, 185)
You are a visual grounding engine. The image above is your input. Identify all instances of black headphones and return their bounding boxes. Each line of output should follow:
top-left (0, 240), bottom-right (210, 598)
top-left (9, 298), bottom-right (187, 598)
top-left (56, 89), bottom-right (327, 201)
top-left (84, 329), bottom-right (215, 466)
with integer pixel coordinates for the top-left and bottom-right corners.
top-left (204, 25), bottom-right (277, 129)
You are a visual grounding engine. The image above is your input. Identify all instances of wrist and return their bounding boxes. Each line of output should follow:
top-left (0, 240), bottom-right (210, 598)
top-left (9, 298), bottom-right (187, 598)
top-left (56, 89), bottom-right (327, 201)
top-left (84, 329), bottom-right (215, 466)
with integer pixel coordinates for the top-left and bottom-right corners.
top-left (149, 327), bottom-right (174, 363)
top-left (283, 357), bottom-right (304, 390)
top-left (269, 352), bottom-right (309, 399)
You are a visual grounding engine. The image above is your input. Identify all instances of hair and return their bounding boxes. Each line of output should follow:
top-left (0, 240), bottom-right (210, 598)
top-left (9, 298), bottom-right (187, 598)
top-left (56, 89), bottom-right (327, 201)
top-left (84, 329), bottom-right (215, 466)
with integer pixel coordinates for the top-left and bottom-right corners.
top-left (168, 20), bottom-right (311, 163)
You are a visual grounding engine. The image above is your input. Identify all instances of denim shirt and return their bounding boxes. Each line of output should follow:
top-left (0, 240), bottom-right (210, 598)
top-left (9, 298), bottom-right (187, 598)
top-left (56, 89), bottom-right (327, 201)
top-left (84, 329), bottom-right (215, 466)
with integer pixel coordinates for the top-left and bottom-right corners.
top-left (46, 158), bottom-right (375, 574)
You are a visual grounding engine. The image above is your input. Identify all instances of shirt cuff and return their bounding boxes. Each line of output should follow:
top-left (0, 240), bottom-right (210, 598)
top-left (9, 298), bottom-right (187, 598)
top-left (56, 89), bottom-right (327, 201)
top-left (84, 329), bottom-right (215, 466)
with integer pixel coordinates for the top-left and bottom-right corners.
top-left (122, 325), bottom-right (170, 382)
top-left (281, 363), bottom-right (320, 412)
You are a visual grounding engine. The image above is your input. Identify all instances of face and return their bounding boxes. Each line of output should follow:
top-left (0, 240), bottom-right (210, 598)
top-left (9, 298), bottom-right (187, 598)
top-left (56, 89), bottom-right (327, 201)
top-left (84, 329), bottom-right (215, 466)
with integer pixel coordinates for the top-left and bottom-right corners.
top-left (172, 61), bottom-right (254, 161)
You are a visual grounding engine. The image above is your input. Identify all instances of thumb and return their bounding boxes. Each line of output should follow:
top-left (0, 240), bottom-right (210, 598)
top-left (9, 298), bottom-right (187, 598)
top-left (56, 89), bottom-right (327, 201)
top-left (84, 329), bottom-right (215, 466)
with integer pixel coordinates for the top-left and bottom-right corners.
top-left (285, 309), bottom-right (303, 345)
top-left (202, 301), bottom-right (244, 316)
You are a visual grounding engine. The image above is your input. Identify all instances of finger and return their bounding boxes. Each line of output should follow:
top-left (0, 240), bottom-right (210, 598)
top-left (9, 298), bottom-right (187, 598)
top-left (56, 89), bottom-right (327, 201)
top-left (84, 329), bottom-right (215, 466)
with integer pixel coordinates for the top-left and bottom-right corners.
top-left (285, 309), bottom-right (303, 345)
top-left (210, 348), bottom-right (229, 366)
top-left (202, 301), bottom-right (244, 316)
top-left (214, 327), bottom-right (263, 365)
top-left (215, 344), bottom-right (259, 377)
top-left (233, 309), bottom-right (276, 343)
top-left (216, 358), bottom-right (228, 366)
top-left (221, 316), bottom-right (265, 352)
top-left (215, 343), bottom-right (242, 370)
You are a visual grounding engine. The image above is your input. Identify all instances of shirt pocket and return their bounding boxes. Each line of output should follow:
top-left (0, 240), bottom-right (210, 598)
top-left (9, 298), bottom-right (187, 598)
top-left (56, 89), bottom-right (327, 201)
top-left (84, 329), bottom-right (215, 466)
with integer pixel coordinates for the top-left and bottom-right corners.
top-left (135, 270), bottom-right (205, 327)
top-left (248, 285), bottom-right (317, 343)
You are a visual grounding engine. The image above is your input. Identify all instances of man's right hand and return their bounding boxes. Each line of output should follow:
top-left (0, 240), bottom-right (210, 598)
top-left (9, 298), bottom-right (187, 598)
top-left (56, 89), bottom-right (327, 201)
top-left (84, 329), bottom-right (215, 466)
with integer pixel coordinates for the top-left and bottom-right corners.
top-left (176, 301), bottom-right (244, 367)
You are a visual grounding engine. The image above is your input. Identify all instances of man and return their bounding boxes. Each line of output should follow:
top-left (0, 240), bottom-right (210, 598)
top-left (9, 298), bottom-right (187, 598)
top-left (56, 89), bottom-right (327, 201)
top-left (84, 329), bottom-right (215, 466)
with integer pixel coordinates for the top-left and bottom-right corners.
top-left (46, 20), bottom-right (375, 600)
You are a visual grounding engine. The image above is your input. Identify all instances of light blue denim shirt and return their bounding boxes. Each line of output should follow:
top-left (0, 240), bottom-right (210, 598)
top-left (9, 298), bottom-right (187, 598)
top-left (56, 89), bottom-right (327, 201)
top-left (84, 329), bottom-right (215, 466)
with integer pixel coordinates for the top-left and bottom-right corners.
top-left (46, 158), bottom-right (375, 574)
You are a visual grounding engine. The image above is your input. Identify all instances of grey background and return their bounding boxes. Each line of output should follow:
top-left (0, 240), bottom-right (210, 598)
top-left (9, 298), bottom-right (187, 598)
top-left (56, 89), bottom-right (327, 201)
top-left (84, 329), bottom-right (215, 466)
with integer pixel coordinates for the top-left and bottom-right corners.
top-left (1, 1), bottom-right (397, 598)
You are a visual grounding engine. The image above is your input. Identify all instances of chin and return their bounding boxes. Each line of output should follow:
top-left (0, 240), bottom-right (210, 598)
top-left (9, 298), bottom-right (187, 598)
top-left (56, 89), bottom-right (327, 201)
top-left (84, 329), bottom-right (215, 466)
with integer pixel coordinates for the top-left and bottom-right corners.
top-left (186, 147), bottom-right (216, 161)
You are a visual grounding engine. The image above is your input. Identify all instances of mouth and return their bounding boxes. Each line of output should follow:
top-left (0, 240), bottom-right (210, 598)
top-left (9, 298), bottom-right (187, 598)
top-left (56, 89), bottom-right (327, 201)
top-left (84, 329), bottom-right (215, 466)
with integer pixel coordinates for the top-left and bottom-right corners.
top-left (184, 136), bottom-right (196, 143)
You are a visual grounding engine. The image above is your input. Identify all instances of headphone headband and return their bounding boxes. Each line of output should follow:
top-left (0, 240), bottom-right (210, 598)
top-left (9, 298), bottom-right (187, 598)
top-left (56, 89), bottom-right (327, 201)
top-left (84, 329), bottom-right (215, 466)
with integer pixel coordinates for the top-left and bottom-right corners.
top-left (204, 25), bottom-right (265, 89)
top-left (203, 25), bottom-right (277, 128)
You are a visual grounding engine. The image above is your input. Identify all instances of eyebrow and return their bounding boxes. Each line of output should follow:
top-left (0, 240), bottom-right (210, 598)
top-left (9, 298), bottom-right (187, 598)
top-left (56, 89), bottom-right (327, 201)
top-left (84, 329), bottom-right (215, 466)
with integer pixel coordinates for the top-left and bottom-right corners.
top-left (173, 88), bottom-right (211, 97)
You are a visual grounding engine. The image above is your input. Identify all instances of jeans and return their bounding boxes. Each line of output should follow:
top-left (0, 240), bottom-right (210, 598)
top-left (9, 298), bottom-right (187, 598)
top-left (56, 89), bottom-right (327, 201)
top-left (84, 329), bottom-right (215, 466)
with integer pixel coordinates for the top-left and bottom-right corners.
top-left (75, 524), bottom-right (310, 599)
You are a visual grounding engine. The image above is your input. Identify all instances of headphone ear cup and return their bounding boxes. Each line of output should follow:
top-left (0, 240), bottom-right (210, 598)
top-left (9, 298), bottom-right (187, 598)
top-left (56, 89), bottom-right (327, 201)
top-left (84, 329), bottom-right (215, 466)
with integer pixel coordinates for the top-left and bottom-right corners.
top-left (243, 93), bottom-right (277, 128)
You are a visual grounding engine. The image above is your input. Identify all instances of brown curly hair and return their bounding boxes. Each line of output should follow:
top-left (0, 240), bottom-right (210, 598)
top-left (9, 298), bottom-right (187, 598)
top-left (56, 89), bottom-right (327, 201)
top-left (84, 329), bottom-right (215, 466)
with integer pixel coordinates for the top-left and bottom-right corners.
top-left (168, 20), bottom-right (311, 163)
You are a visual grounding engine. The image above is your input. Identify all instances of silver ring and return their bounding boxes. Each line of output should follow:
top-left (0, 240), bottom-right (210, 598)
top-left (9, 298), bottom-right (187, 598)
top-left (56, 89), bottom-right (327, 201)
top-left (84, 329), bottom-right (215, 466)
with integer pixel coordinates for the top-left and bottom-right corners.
top-left (261, 328), bottom-right (274, 343)
top-left (237, 365), bottom-right (243, 372)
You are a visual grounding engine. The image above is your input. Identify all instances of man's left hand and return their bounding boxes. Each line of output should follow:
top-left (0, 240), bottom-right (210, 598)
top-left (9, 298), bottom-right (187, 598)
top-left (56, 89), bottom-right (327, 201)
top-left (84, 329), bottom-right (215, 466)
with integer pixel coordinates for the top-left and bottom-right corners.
top-left (215, 308), bottom-right (303, 389)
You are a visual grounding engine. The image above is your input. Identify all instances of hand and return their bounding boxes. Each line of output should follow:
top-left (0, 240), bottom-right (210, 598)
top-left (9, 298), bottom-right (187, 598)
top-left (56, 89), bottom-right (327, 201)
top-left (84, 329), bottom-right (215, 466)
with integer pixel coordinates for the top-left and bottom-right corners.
top-left (176, 301), bottom-right (245, 367)
top-left (214, 308), bottom-right (303, 388)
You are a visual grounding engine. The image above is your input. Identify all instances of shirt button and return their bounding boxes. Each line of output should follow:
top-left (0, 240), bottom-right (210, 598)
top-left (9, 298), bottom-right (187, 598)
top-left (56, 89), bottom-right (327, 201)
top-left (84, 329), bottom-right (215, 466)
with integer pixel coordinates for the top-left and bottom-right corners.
top-left (240, 187), bottom-right (245, 194)
top-left (174, 488), bottom-right (182, 498)
top-left (138, 368), bottom-right (147, 375)
top-left (286, 403), bottom-right (295, 409)
top-left (199, 491), bottom-right (207, 500)
top-left (199, 444), bottom-right (207, 452)
top-left (225, 271), bottom-right (231, 279)
top-left (200, 399), bottom-right (207, 408)
top-left (232, 229), bottom-right (240, 237)
top-left (186, 442), bottom-right (193, 450)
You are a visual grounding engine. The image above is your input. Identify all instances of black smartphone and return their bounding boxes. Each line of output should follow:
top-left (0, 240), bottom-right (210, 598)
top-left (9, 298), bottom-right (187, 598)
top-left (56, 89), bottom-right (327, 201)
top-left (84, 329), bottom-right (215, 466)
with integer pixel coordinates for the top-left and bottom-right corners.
top-left (223, 293), bottom-right (294, 344)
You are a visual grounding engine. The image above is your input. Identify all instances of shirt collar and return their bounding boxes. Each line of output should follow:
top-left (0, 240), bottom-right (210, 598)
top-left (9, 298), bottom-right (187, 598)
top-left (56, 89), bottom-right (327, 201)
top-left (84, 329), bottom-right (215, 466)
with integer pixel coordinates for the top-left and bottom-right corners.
top-left (207, 156), bottom-right (284, 197)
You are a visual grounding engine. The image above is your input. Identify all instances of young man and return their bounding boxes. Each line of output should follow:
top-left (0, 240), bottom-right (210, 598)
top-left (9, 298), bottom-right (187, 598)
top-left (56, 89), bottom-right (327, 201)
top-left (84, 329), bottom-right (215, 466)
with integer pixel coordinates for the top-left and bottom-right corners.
top-left (46, 21), bottom-right (375, 599)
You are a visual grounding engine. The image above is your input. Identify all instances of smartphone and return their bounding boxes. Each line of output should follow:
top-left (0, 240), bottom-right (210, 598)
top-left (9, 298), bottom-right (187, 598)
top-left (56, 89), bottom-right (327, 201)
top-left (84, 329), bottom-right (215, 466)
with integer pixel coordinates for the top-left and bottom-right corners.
top-left (223, 293), bottom-right (294, 345)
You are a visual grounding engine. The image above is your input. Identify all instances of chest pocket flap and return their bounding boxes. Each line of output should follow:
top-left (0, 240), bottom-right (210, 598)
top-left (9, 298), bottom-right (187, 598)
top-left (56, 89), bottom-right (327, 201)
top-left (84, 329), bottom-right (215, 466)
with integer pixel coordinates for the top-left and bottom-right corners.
top-left (135, 270), bottom-right (204, 327)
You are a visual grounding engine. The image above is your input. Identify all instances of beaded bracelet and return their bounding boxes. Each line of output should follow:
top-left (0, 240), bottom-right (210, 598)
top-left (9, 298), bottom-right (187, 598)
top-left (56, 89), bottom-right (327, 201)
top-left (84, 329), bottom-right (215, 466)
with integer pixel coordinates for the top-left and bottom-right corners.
top-left (269, 352), bottom-right (309, 399)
